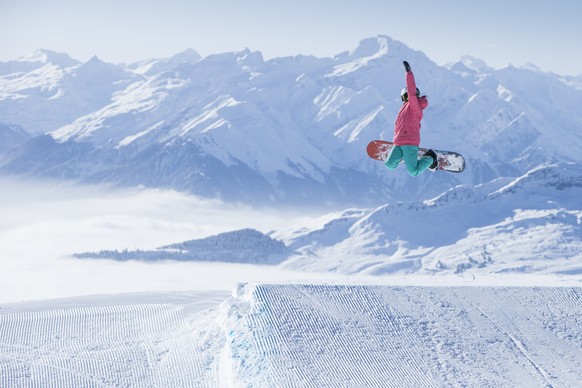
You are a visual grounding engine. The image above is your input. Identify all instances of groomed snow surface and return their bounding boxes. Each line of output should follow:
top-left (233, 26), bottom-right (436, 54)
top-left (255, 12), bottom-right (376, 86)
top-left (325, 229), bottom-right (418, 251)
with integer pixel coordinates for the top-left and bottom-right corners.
top-left (1, 284), bottom-right (581, 387)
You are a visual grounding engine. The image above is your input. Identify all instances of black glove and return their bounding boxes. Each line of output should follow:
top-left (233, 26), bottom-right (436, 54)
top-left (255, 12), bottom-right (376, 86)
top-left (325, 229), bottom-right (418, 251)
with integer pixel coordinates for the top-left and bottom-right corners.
top-left (403, 61), bottom-right (411, 72)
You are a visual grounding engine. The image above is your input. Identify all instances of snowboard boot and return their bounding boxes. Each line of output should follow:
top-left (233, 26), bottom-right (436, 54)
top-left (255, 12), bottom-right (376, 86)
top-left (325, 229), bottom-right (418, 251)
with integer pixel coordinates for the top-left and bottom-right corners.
top-left (424, 149), bottom-right (438, 171)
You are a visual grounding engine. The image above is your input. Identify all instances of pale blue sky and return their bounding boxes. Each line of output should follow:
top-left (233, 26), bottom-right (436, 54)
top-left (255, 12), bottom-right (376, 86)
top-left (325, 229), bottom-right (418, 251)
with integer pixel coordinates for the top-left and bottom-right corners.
top-left (1, 0), bottom-right (580, 75)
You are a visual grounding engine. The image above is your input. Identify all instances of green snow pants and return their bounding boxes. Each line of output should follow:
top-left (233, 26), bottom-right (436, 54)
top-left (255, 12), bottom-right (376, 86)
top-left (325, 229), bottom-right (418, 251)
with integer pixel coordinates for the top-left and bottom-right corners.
top-left (384, 145), bottom-right (433, 177)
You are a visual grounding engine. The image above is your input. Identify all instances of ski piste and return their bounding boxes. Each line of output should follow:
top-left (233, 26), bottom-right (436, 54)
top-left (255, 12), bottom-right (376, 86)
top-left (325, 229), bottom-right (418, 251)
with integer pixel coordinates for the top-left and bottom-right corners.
top-left (366, 140), bottom-right (465, 173)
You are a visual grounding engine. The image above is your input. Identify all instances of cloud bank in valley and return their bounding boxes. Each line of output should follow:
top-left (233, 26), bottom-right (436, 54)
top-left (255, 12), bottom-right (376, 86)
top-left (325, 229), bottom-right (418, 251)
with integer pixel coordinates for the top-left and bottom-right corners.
top-left (0, 178), bottom-right (327, 303)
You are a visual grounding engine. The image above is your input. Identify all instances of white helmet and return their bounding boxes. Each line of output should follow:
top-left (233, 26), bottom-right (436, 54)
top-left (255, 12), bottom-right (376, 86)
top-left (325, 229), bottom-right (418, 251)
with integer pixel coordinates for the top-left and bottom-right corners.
top-left (401, 87), bottom-right (420, 102)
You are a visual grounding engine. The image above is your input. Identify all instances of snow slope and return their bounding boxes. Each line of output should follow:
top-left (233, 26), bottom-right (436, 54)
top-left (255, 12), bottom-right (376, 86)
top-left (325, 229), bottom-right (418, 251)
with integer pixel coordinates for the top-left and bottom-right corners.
top-left (0, 291), bottom-right (229, 387)
top-left (1, 284), bottom-right (581, 387)
top-left (0, 124), bottom-right (30, 154)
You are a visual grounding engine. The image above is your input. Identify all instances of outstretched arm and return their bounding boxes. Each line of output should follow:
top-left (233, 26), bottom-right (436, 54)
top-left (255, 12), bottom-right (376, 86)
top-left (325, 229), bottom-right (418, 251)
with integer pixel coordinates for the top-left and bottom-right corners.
top-left (403, 61), bottom-right (416, 92)
top-left (403, 61), bottom-right (421, 112)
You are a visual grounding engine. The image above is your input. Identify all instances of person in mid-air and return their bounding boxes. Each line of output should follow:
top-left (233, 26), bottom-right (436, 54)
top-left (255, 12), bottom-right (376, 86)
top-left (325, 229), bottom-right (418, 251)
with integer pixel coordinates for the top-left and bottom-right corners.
top-left (384, 60), bottom-right (437, 176)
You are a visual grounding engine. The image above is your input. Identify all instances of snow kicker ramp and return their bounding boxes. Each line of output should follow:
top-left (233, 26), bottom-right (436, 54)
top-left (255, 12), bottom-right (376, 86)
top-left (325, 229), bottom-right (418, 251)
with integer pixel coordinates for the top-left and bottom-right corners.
top-left (1, 285), bottom-right (581, 387)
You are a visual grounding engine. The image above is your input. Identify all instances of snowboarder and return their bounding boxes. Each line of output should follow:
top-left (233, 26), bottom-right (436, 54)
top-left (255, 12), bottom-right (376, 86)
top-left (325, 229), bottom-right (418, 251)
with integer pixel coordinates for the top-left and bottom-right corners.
top-left (384, 60), bottom-right (437, 176)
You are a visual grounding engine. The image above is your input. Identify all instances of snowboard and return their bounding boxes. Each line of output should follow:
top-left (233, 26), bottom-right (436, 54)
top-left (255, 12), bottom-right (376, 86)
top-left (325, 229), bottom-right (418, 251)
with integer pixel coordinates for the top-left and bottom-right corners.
top-left (366, 140), bottom-right (465, 173)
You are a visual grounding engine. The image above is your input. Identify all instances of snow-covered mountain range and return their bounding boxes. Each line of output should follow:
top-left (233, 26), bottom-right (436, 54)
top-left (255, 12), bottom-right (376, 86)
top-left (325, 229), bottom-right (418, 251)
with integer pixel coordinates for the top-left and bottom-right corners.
top-left (1, 36), bottom-right (581, 205)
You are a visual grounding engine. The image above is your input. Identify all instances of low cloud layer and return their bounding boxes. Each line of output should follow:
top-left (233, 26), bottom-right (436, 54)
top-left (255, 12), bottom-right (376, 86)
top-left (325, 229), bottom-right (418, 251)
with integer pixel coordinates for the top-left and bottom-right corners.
top-left (0, 178), bottom-right (325, 303)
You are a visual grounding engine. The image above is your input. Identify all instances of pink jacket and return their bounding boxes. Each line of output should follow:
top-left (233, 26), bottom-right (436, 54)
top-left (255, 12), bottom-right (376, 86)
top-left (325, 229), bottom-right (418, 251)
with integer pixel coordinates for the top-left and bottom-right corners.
top-left (393, 71), bottom-right (428, 146)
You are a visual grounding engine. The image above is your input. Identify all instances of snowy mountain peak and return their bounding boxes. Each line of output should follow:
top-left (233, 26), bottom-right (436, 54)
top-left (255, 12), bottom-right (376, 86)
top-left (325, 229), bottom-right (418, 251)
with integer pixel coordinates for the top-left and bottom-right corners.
top-left (521, 62), bottom-right (545, 73)
top-left (153, 48), bottom-right (202, 70)
top-left (196, 48), bottom-right (265, 70)
top-left (448, 55), bottom-right (492, 74)
top-left (169, 48), bottom-right (202, 63)
top-left (78, 55), bottom-right (116, 72)
top-left (460, 55), bottom-right (490, 70)
top-left (0, 49), bottom-right (79, 76)
top-left (73, 55), bottom-right (137, 84)
top-left (348, 35), bottom-right (392, 59)
top-left (86, 55), bottom-right (104, 64)
top-left (21, 49), bottom-right (79, 68)
top-left (126, 49), bottom-right (202, 75)
top-left (328, 36), bottom-right (402, 77)
top-left (329, 35), bottom-right (434, 79)
top-left (235, 48), bottom-right (265, 67)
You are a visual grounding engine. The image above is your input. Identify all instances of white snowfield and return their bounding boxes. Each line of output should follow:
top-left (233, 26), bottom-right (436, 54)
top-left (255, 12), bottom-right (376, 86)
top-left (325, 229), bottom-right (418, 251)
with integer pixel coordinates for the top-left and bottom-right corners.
top-left (1, 284), bottom-right (581, 387)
